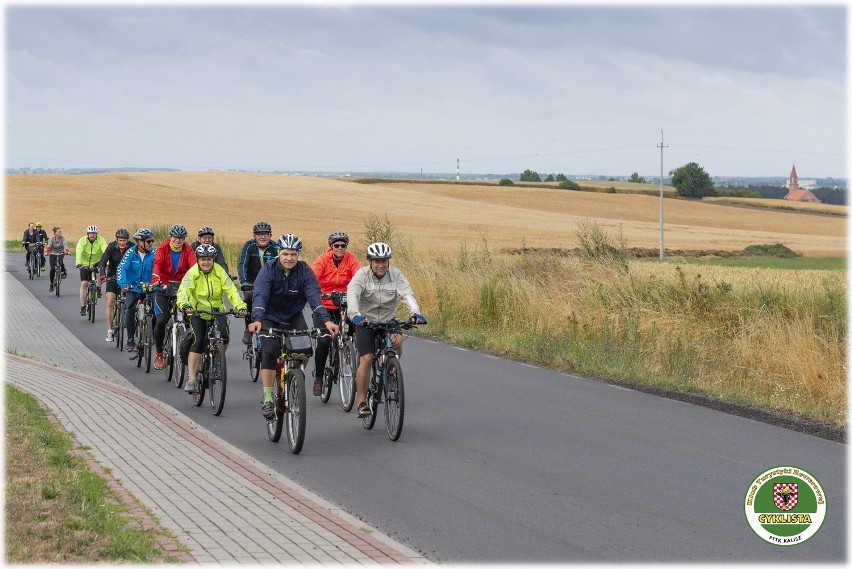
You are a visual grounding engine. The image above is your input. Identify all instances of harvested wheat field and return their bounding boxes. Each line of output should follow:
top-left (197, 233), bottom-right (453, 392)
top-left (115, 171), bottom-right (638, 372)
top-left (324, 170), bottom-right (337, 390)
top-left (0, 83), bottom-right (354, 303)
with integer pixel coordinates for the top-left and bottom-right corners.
top-left (5, 172), bottom-right (846, 257)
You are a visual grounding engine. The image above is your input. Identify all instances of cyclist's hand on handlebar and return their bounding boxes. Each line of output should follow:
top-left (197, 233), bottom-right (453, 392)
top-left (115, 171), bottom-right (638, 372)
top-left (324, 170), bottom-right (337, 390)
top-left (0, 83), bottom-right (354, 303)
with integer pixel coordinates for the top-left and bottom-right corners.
top-left (324, 321), bottom-right (340, 337)
top-left (180, 304), bottom-right (194, 317)
top-left (75, 264), bottom-right (82, 269)
top-left (247, 320), bottom-right (261, 334)
top-left (99, 275), bottom-right (106, 283)
top-left (352, 315), bottom-right (366, 327)
top-left (240, 284), bottom-right (253, 292)
top-left (236, 309), bottom-right (247, 318)
top-left (412, 313), bottom-right (427, 325)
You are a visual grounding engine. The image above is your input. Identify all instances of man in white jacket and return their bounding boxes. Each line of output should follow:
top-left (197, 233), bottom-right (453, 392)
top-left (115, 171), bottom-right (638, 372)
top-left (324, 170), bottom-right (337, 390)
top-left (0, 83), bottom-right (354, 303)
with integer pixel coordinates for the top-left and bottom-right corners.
top-left (347, 242), bottom-right (427, 418)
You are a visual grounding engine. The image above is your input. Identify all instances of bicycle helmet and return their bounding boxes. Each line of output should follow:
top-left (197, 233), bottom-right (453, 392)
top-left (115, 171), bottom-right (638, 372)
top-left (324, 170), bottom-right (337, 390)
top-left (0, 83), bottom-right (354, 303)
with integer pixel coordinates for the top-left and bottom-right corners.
top-left (169, 224), bottom-right (188, 238)
top-left (253, 221), bottom-right (272, 234)
top-left (35, 221), bottom-right (42, 227)
top-left (133, 228), bottom-right (153, 241)
top-left (366, 242), bottom-right (393, 260)
top-left (86, 225), bottom-right (99, 234)
top-left (277, 233), bottom-right (303, 251)
top-left (195, 244), bottom-right (217, 258)
top-left (115, 228), bottom-right (130, 239)
top-left (327, 231), bottom-right (349, 245)
top-left (197, 226), bottom-right (215, 237)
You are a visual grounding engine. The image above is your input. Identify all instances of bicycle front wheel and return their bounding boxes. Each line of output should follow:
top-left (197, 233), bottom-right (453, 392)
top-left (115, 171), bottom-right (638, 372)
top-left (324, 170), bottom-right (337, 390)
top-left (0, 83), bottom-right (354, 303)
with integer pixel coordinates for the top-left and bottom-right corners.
top-left (135, 319), bottom-right (144, 368)
top-left (339, 339), bottom-right (357, 412)
top-left (164, 323), bottom-right (175, 382)
top-left (173, 323), bottom-right (186, 388)
top-left (384, 357), bottom-right (405, 441)
top-left (55, 273), bottom-right (61, 297)
top-left (193, 366), bottom-right (207, 407)
top-left (209, 344), bottom-right (227, 416)
top-left (248, 338), bottom-right (260, 382)
top-left (267, 372), bottom-right (284, 442)
top-left (144, 316), bottom-right (154, 373)
top-left (116, 306), bottom-right (124, 350)
top-left (320, 343), bottom-right (336, 404)
top-left (286, 369), bottom-right (306, 454)
top-left (88, 290), bottom-right (96, 323)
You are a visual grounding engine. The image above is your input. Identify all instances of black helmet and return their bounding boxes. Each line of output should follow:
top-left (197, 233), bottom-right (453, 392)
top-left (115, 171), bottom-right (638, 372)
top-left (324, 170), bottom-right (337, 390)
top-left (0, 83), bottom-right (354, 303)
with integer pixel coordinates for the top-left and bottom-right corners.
top-left (115, 228), bottom-right (130, 239)
top-left (198, 226), bottom-right (214, 237)
top-left (253, 221), bottom-right (272, 234)
top-left (327, 231), bottom-right (349, 245)
top-left (133, 228), bottom-right (153, 241)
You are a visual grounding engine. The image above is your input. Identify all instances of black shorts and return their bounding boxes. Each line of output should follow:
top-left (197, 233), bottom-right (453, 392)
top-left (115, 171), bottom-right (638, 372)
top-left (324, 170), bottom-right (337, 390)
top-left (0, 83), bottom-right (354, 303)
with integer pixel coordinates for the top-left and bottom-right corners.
top-left (258, 313), bottom-right (308, 370)
top-left (104, 279), bottom-right (120, 295)
top-left (187, 315), bottom-right (231, 354)
top-left (354, 326), bottom-right (379, 358)
top-left (79, 266), bottom-right (97, 281)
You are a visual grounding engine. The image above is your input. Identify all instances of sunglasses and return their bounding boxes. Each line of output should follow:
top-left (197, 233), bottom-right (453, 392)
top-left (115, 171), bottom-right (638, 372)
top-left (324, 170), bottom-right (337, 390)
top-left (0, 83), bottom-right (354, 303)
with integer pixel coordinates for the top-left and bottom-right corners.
top-left (144, 239), bottom-right (155, 244)
top-left (332, 243), bottom-right (348, 249)
top-left (255, 232), bottom-right (272, 236)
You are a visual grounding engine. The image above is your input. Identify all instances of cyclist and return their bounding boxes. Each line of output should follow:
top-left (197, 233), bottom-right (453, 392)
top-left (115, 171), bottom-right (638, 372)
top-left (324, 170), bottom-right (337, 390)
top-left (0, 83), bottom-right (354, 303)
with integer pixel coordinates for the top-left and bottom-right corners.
top-left (22, 221), bottom-right (48, 270)
top-left (45, 226), bottom-right (69, 292)
top-left (151, 224), bottom-right (195, 370)
top-left (177, 244), bottom-right (248, 394)
top-left (237, 221), bottom-right (279, 346)
top-left (347, 242), bottom-right (426, 418)
top-left (309, 231), bottom-right (360, 396)
top-left (75, 225), bottom-right (108, 317)
top-left (190, 226), bottom-right (229, 275)
top-left (97, 228), bottom-right (132, 342)
top-left (246, 234), bottom-right (339, 419)
top-left (116, 228), bottom-right (156, 352)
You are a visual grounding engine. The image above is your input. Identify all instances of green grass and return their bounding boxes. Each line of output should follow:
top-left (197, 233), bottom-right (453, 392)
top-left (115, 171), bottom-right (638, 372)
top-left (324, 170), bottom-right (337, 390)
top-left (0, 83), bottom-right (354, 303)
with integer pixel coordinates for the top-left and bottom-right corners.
top-left (5, 385), bottom-right (180, 563)
top-left (654, 256), bottom-right (846, 271)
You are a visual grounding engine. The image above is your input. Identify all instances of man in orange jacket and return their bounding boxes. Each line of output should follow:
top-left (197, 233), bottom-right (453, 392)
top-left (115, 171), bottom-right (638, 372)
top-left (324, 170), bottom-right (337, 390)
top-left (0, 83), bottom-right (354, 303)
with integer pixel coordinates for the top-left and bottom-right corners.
top-left (310, 231), bottom-right (360, 396)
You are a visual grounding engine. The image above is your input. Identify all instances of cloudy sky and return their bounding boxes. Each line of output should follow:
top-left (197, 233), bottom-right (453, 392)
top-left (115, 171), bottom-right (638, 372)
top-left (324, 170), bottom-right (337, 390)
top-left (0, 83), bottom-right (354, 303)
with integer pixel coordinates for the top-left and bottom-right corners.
top-left (5, 3), bottom-right (848, 178)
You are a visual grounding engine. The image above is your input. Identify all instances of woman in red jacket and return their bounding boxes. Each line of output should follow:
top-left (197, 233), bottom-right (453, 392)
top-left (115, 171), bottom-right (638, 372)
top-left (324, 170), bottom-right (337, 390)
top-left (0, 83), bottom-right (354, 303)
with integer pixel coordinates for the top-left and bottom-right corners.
top-left (310, 231), bottom-right (360, 396)
top-left (151, 224), bottom-right (195, 370)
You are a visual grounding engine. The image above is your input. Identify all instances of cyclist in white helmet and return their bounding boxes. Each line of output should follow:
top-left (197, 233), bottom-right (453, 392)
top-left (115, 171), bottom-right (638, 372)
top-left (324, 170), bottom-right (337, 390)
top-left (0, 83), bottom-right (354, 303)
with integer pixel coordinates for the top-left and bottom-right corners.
top-left (75, 225), bottom-right (108, 317)
top-left (346, 242), bottom-right (426, 418)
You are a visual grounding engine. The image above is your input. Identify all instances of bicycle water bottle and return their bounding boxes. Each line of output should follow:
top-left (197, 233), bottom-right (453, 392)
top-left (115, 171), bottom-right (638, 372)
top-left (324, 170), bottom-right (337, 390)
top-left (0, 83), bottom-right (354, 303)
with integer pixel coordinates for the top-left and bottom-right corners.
top-left (137, 301), bottom-right (145, 321)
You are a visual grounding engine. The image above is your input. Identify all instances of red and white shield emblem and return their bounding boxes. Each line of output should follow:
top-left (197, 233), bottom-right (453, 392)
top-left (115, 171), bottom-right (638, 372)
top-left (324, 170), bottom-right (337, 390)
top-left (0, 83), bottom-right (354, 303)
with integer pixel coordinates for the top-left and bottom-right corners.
top-left (774, 483), bottom-right (798, 511)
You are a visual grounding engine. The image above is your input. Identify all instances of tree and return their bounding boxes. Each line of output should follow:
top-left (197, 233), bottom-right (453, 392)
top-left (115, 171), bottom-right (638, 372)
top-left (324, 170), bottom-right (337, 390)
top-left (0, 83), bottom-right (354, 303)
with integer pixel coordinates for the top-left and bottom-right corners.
top-left (670, 162), bottom-right (717, 199)
top-left (555, 173), bottom-right (568, 182)
top-left (558, 180), bottom-right (580, 190)
top-left (628, 172), bottom-right (646, 184)
top-left (520, 169), bottom-right (541, 182)
top-left (544, 174), bottom-right (555, 182)
top-left (498, 178), bottom-right (514, 187)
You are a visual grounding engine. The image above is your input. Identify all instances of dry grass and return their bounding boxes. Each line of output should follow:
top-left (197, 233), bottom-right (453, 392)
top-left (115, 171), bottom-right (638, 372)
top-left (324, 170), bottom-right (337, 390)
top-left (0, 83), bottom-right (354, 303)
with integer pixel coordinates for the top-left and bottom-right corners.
top-left (705, 196), bottom-right (847, 216)
top-left (5, 171), bottom-right (846, 257)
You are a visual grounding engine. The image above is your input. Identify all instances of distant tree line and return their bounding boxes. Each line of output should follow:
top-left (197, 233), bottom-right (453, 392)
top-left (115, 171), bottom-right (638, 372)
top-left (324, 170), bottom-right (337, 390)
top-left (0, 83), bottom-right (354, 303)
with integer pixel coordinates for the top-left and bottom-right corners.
top-left (722, 184), bottom-right (847, 205)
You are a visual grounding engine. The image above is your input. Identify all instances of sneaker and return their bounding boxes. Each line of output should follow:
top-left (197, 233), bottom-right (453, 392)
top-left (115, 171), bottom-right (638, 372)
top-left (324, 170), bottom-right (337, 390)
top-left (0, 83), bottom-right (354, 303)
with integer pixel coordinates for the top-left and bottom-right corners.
top-left (80, 306), bottom-right (86, 316)
top-left (313, 377), bottom-right (323, 396)
top-left (357, 402), bottom-right (371, 418)
top-left (61, 271), bottom-right (67, 279)
top-left (184, 379), bottom-right (198, 394)
top-left (242, 330), bottom-right (252, 345)
top-left (96, 288), bottom-right (102, 299)
top-left (49, 284), bottom-right (54, 292)
top-left (261, 401), bottom-right (275, 419)
top-left (154, 353), bottom-right (165, 370)
top-left (126, 342), bottom-right (136, 352)
top-left (105, 330), bottom-right (114, 342)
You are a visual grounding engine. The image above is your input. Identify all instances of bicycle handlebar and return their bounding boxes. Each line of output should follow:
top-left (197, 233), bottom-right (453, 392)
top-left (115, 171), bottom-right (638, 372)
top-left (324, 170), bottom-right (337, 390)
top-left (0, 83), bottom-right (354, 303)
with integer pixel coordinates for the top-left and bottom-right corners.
top-left (364, 318), bottom-right (421, 331)
top-left (259, 327), bottom-right (331, 339)
top-left (191, 308), bottom-right (244, 317)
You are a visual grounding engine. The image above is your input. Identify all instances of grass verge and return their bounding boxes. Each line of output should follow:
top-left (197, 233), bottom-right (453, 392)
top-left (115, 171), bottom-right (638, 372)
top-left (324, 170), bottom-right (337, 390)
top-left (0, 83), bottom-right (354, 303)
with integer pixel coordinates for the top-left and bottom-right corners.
top-left (4, 385), bottom-right (181, 563)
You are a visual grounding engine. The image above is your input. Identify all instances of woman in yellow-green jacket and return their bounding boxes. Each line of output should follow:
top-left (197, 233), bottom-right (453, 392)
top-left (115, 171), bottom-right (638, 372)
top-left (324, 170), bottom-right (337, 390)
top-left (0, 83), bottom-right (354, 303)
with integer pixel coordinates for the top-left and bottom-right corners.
top-left (177, 244), bottom-right (247, 394)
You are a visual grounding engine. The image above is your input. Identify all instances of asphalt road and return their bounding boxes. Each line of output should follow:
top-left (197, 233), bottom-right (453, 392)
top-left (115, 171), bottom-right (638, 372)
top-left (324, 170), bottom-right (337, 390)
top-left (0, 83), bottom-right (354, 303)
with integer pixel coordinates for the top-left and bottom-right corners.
top-left (8, 251), bottom-right (846, 563)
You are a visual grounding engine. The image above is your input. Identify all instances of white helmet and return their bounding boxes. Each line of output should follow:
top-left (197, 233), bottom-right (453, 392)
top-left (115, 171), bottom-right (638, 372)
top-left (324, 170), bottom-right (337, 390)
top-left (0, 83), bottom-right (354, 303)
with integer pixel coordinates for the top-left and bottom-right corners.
top-left (366, 242), bottom-right (392, 260)
top-left (86, 225), bottom-right (99, 233)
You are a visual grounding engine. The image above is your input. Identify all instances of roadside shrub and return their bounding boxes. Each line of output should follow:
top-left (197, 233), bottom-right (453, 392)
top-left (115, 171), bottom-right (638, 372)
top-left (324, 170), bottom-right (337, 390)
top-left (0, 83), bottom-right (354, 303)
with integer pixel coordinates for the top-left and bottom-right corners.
top-left (558, 180), bottom-right (580, 190)
top-left (605, 187), bottom-right (617, 193)
top-left (717, 189), bottom-right (761, 198)
top-left (498, 178), bottom-right (514, 187)
top-left (743, 244), bottom-right (797, 258)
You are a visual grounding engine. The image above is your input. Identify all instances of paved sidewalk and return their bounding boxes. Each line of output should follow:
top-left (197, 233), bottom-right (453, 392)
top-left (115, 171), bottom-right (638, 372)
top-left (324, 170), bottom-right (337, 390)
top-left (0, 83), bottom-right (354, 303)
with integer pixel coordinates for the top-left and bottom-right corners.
top-left (4, 270), bottom-right (429, 565)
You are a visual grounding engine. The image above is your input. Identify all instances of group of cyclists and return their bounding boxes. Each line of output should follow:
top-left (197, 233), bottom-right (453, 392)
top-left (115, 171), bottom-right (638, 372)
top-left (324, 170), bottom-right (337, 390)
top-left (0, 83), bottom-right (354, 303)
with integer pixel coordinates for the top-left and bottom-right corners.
top-left (26, 221), bottom-right (426, 420)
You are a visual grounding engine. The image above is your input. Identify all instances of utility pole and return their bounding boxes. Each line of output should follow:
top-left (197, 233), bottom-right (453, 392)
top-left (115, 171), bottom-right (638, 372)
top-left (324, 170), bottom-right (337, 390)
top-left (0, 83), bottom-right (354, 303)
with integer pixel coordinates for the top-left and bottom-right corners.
top-left (657, 130), bottom-right (668, 260)
top-left (457, 158), bottom-right (460, 181)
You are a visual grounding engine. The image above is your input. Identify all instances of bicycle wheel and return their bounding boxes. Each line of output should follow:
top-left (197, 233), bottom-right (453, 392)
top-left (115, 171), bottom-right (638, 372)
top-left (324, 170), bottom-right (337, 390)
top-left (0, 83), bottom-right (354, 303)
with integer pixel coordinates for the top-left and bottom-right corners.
top-left (164, 322), bottom-right (175, 382)
top-left (88, 288), bottom-right (96, 323)
top-left (134, 318), bottom-right (144, 368)
top-left (55, 272), bottom-right (61, 297)
top-left (116, 304), bottom-right (125, 351)
top-left (361, 379), bottom-right (378, 430)
top-left (248, 335), bottom-right (260, 382)
top-left (384, 357), bottom-right (405, 441)
top-left (267, 371), bottom-right (284, 442)
top-left (193, 363), bottom-right (207, 407)
top-left (209, 343), bottom-right (227, 416)
top-left (286, 369), bottom-right (306, 454)
top-left (339, 339), bottom-right (357, 412)
top-left (144, 316), bottom-right (154, 373)
top-left (320, 342), bottom-right (336, 404)
top-left (36, 256), bottom-right (41, 278)
top-left (28, 256), bottom-right (34, 280)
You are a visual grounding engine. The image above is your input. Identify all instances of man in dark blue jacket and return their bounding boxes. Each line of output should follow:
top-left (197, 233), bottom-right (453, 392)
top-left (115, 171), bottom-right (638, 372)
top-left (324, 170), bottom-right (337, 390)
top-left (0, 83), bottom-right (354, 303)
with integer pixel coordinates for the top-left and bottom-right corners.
top-left (247, 234), bottom-right (339, 419)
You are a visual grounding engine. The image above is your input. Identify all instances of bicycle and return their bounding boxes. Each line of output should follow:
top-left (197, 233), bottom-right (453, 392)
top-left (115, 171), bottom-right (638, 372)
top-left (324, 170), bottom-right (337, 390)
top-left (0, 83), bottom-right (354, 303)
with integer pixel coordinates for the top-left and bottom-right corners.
top-left (85, 268), bottom-right (99, 323)
top-left (261, 325), bottom-right (327, 454)
top-left (360, 318), bottom-right (420, 441)
top-left (130, 284), bottom-right (156, 373)
top-left (239, 283), bottom-right (260, 382)
top-left (160, 281), bottom-right (186, 386)
top-left (319, 292), bottom-right (357, 411)
top-left (51, 252), bottom-right (65, 298)
top-left (25, 243), bottom-right (43, 279)
top-left (187, 308), bottom-right (241, 416)
top-left (110, 280), bottom-right (126, 351)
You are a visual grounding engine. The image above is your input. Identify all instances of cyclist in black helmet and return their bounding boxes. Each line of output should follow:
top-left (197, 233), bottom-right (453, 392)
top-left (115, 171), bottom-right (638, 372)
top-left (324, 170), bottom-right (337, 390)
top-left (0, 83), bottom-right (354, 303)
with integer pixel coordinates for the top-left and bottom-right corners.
top-left (98, 228), bottom-right (132, 342)
top-left (237, 221), bottom-right (279, 345)
top-left (190, 226), bottom-right (229, 275)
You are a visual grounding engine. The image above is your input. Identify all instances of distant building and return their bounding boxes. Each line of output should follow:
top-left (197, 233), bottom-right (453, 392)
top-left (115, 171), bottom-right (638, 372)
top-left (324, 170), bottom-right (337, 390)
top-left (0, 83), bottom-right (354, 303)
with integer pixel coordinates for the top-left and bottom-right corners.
top-left (783, 165), bottom-right (821, 203)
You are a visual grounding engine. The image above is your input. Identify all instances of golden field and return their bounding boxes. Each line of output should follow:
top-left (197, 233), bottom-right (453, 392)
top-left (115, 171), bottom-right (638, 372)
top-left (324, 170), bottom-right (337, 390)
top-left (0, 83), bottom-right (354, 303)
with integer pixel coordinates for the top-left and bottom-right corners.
top-left (4, 171), bottom-right (846, 257)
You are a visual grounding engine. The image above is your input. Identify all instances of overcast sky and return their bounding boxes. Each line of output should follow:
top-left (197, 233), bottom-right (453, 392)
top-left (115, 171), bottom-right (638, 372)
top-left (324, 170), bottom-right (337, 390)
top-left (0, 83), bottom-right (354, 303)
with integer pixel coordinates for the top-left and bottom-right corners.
top-left (5, 4), bottom-right (848, 178)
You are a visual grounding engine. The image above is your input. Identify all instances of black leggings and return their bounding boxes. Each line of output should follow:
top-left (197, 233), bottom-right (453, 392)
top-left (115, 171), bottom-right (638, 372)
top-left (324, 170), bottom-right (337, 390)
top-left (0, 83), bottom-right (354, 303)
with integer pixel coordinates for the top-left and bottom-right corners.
top-left (187, 315), bottom-right (230, 353)
top-left (48, 255), bottom-right (65, 283)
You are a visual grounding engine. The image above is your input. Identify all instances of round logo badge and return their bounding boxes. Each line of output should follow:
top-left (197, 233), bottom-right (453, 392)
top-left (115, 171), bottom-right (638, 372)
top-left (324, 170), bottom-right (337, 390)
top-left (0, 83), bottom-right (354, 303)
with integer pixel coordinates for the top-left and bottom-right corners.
top-left (744, 465), bottom-right (827, 545)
